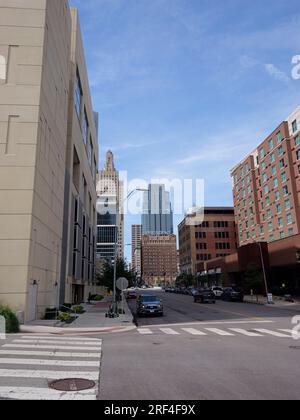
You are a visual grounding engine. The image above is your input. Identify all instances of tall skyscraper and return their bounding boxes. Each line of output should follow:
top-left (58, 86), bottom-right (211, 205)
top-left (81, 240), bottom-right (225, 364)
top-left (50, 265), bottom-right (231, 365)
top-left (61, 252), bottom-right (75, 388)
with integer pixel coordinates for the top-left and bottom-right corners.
top-left (131, 225), bottom-right (142, 279)
top-left (0, 1), bottom-right (99, 320)
top-left (231, 106), bottom-right (300, 246)
top-left (142, 184), bottom-right (173, 235)
top-left (96, 151), bottom-right (124, 262)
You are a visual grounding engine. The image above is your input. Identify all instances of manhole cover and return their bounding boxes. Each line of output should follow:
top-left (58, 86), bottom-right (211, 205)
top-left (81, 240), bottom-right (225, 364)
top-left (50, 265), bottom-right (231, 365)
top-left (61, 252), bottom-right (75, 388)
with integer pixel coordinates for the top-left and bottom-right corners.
top-left (49, 379), bottom-right (95, 392)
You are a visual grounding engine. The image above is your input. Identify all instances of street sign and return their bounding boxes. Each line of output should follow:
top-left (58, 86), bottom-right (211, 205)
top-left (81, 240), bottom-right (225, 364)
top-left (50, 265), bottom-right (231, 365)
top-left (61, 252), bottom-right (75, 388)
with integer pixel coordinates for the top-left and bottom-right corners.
top-left (116, 277), bottom-right (129, 291)
top-left (267, 293), bottom-right (274, 304)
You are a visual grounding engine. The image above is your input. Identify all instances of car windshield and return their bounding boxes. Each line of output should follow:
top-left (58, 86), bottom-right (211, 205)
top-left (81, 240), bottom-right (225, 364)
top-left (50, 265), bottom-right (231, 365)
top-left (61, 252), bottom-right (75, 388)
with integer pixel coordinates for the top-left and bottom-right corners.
top-left (140, 296), bottom-right (159, 302)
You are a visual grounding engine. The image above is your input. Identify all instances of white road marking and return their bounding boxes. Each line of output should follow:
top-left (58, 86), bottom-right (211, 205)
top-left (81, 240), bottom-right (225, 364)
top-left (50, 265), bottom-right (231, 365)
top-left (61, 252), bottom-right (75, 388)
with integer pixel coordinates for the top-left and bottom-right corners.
top-left (0, 387), bottom-right (97, 400)
top-left (137, 329), bottom-right (153, 335)
top-left (3, 344), bottom-right (101, 351)
top-left (141, 320), bottom-right (274, 328)
top-left (159, 328), bottom-right (180, 335)
top-left (20, 336), bottom-right (101, 342)
top-left (13, 339), bottom-right (102, 347)
top-left (0, 358), bottom-right (100, 367)
top-left (279, 329), bottom-right (300, 339)
top-left (0, 369), bottom-right (99, 380)
top-left (205, 328), bottom-right (235, 336)
top-left (181, 328), bottom-right (207, 336)
top-left (0, 350), bottom-right (101, 358)
top-left (253, 329), bottom-right (292, 338)
top-left (229, 328), bottom-right (263, 337)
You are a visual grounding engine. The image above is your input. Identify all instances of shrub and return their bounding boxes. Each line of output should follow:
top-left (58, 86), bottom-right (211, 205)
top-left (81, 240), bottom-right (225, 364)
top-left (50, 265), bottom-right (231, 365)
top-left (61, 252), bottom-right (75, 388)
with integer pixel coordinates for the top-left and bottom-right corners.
top-left (57, 312), bottom-right (71, 323)
top-left (72, 305), bottom-right (85, 314)
top-left (0, 305), bottom-right (20, 333)
top-left (93, 295), bottom-right (104, 301)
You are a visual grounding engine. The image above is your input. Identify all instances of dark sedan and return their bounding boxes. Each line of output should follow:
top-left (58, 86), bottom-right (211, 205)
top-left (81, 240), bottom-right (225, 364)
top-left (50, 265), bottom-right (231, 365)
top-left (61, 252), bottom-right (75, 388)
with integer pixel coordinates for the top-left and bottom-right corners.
top-left (222, 287), bottom-right (244, 302)
top-left (194, 289), bottom-right (216, 304)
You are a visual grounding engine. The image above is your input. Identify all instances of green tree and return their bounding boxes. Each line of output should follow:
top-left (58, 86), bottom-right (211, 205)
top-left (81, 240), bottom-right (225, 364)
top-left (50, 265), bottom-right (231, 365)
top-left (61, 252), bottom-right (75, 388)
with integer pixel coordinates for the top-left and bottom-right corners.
top-left (244, 263), bottom-right (264, 295)
top-left (96, 258), bottom-right (136, 298)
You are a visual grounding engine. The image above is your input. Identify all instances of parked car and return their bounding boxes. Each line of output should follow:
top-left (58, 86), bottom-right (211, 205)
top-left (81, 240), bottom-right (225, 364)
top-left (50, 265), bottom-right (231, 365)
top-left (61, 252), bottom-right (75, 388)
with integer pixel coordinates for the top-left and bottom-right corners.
top-left (189, 288), bottom-right (199, 297)
top-left (126, 290), bottom-right (137, 300)
top-left (222, 286), bottom-right (244, 302)
top-left (194, 289), bottom-right (216, 304)
top-left (211, 286), bottom-right (224, 299)
top-left (136, 295), bottom-right (164, 317)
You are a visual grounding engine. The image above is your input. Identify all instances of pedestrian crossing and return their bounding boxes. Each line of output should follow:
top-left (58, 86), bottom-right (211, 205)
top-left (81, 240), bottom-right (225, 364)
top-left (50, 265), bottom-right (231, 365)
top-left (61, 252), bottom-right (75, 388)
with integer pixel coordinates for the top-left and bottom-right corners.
top-left (137, 326), bottom-right (298, 339)
top-left (0, 335), bottom-right (102, 400)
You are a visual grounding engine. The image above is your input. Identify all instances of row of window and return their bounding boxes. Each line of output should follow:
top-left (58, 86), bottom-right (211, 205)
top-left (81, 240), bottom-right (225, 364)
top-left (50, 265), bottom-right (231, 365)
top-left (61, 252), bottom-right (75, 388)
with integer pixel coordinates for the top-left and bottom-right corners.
top-left (241, 227), bottom-right (294, 242)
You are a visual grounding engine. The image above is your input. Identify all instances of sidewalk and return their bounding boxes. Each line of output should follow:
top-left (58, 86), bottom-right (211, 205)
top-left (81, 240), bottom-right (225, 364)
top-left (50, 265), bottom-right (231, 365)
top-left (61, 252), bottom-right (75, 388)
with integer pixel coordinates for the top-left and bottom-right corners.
top-left (244, 294), bottom-right (300, 310)
top-left (20, 296), bottom-right (136, 335)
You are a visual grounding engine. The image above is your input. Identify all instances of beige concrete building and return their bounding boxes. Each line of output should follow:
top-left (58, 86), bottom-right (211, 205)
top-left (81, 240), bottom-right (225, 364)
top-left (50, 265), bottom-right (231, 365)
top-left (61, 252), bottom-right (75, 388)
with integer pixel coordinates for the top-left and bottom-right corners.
top-left (131, 224), bottom-right (142, 278)
top-left (0, 1), bottom-right (99, 321)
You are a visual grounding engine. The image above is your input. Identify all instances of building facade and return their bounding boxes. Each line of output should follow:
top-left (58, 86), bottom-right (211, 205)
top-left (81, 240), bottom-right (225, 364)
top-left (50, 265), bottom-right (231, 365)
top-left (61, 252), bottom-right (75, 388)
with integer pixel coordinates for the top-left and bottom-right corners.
top-left (141, 235), bottom-right (178, 285)
top-left (96, 151), bottom-right (124, 263)
top-left (131, 225), bottom-right (142, 279)
top-left (0, 1), bottom-right (98, 321)
top-left (231, 107), bottom-right (300, 246)
top-left (61, 8), bottom-right (99, 306)
top-left (178, 208), bottom-right (237, 275)
top-left (142, 184), bottom-right (173, 235)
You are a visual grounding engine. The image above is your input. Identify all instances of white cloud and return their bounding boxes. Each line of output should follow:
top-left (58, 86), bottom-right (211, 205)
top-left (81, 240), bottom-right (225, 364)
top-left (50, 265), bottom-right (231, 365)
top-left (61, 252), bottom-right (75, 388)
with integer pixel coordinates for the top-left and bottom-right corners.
top-left (264, 63), bottom-right (290, 83)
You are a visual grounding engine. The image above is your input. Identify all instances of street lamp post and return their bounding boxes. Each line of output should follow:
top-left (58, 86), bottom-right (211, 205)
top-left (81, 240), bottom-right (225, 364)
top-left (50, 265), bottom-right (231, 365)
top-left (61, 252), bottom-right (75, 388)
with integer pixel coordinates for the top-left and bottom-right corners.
top-left (253, 240), bottom-right (270, 303)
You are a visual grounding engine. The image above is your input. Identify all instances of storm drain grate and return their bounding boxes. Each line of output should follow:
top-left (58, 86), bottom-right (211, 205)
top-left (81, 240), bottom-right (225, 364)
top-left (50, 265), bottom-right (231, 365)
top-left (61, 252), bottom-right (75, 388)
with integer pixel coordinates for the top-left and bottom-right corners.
top-left (49, 379), bottom-right (96, 392)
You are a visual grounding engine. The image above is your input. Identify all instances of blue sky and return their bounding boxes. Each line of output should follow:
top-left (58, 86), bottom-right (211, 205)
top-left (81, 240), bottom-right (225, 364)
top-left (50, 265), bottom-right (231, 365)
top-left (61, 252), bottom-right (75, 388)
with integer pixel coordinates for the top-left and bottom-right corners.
top-left (71, 0), bottom-right (300, 261)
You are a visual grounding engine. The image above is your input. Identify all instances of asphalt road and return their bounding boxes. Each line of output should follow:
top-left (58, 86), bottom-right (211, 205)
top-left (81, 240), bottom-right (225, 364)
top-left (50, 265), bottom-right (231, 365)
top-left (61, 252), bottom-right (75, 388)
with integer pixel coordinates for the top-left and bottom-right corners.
top-left (1, 291), bottom-right (299, 400)
top-left (99, 291), bottom-right (300, 400)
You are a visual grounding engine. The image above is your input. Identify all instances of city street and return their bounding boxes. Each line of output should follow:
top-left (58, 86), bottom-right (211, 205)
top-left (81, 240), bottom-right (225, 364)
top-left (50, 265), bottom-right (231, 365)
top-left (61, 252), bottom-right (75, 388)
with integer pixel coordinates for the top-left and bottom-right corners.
top-left (0, 291), bottom-right (299, 400)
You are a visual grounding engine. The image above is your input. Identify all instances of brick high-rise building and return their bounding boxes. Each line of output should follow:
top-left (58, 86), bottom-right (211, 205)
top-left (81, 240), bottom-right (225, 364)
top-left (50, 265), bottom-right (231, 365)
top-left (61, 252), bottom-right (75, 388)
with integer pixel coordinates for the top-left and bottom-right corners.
top-left (141, 235), bottom-right (178, 286)
top-left (231, 107), bottom-right (300, 246)
top-left (178, 208), bottom-right (237, 275)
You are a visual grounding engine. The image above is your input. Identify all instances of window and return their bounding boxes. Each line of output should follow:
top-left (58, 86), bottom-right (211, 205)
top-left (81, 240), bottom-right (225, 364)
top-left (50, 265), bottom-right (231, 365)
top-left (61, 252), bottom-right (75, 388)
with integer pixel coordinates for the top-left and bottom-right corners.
top-left (281, 172), bottom-right (287, 183)
top-left (246, 163), bottom-right (250, 173)
top-left (288, 228), bottom-right (294, 236)
top-left (287, 214), bottom-right (293, 225)
top-left (269, 235), bottom-right (275, 242)
top-left (262, 173), bottom-right (267, 183)
top-left (271, 165), bottom-right (277, 176)
top-left (279, 232), bottom-right (285, 239)
top-left (269, 139), bottom-right (274, 150)
top-left (75, 70), bottom-right (83, 119)
top-left (279, 159), bottom-right (285, 168)
top-left (276, 204), bottom-right (282, 214)
top-left (278, 146), bottom-right (283, 157)
top-left (273, 178), bottom-right (279, 189)
top-left (240, 168), bottom-right (244, 177)
top-left (295, 136), bottom-right (300, 147)
top-left (283, 185), bottom-right (289, 196)
top-left (278, 217), bottom-right (283, 228)
top-left (267, 209), bottom-right (272, 219)
top-left (264, 185), bottom-right (269, 195)
top-left (261, 162), bottom-right (266, 171)
top-left (296, 150), bottom-right (300, 160)
top-left (292, 119), bottom-right (298, 133)
top-left (285, 199), bottom-right (291, 210)
top-left (276, 131), bottom-right (282, 142)
top-left (298, 164), bottom-right (300, 175)
top-left (83, 109), bottom-right (89, 145)
top-left (274, 191), bottom-right (280, 201)
top-left (266, 196), bottom-right (270, 206)
top-left (268, 222), bottom-right (273, 232)
top-left (270, 153), bottom-right (275, 163)
top-left (260, 149), bottom-right (265, 159)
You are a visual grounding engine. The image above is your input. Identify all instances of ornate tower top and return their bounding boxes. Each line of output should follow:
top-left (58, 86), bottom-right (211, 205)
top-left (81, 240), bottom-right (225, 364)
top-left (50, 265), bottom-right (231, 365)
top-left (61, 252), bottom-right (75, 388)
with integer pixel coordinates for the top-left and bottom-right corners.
top-left (104, 150), bottom-right (115, 171)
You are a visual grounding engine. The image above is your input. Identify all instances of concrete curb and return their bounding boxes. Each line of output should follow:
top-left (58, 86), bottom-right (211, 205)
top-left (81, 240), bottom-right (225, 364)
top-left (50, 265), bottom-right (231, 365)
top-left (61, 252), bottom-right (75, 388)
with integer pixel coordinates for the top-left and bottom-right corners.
top-left (20, 325), bottom-right (136, 335)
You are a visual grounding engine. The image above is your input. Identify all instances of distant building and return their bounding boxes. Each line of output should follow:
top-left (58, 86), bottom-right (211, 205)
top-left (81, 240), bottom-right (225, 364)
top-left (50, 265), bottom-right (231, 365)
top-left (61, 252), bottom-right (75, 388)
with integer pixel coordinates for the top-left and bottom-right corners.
top-left (131, 225), bottom-right (142, 279)
top-left (142, 184), bottom-right (173, 235)
top-left (178, 208), bottom-right (238, 275)
top-left (96, 151), bottom-right (124, 263)
top-left (141, 235), bottom-right (178, 285)
top-left (231, 107), bottom-right (300, 245)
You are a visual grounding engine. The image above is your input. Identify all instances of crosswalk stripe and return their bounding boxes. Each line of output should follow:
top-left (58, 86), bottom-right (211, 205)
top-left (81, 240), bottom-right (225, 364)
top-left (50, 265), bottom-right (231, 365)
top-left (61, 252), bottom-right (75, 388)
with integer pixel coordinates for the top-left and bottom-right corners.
top-left (159, 328), bottom-right (180, 335)
top-left (0, 350), bottom-right (101, 358)
top-left (229, 328), bottom-right (263, 337)
top-left (3, 344), bottom-right (101, 351)
top-left (20, 336), bottom-right (101, 342)
top-left (253, 329), bottom-right (291, 338)
top-left (204, 328), bottom-right (235, 336)
top-left (181, 328), bottom-right (207, 336)
top-left (13, 339), bottom-right (102, 347)
top-left (0, 369), bottom-right (99, 380)
top-left (0, 387), bottom-right (97, 400)
top-left (0, 358), bottom-right (100, 367)
top-left (137, 329), bottom-right (153, 335)
top-left (279, 329), bottom-right (300, 338)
